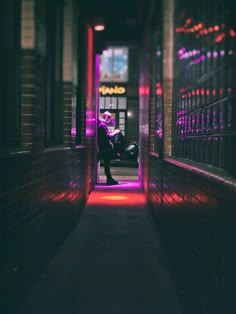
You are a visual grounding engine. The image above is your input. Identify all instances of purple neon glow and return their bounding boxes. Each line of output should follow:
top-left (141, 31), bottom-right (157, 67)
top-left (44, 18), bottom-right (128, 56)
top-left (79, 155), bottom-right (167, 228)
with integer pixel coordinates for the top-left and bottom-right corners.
top-left (176, 99), bottom-right (230, 133)
top-left (71, 128), bottom-right (76, 136)
top-left (178, 49), bottom-right (231, 62)
top-left (96, 181), bottom-right (141, 189)
top-left (85, 110), bottom-right (96, 137)
top-left (85, 53), bottom-right (100, 138)
top-left (178, 49), bottom-right (200, 60)
top-left (220, 50), bottom-right (225, 56)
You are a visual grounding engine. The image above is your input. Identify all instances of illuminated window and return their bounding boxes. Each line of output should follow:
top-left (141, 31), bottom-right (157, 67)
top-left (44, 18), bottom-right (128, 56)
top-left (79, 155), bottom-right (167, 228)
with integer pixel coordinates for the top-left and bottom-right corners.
top-left (100, 47), bottom-right (128, 82)
top-left (172, 0), bottom-right (236, 176)
top-left (118, 97), bottom-right (127, 109)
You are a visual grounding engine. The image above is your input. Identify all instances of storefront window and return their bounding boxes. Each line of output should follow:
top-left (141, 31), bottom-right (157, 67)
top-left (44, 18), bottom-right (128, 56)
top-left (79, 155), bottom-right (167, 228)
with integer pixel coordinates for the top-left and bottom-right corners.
top-left (99, 47), bottom-right (128, 82)
top-left (172, 0), bottom-right (236, 175)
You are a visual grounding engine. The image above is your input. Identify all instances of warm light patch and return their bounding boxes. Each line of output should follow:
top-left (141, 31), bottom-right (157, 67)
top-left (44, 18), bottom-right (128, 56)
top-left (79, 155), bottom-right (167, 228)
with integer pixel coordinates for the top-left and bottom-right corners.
top-left (88, 191), bottom-right (146, 206)
top-left (99, 85), bottom-right (126, 95)
top-left (102, 195), bottom-right (129, 201)
top-left (94, 25), bottom-right (105, 31)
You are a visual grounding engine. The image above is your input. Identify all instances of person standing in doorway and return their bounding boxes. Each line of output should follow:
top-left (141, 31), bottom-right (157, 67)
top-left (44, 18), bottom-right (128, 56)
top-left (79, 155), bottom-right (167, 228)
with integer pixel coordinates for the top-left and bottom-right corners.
top-left (97, 111), bottom-right (120, 185)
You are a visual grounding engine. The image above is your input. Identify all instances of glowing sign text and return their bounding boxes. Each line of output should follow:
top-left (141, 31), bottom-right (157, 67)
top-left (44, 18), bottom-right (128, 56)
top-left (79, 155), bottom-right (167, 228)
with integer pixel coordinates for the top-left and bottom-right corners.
top-left (99, 85), bottom-right (126, 95)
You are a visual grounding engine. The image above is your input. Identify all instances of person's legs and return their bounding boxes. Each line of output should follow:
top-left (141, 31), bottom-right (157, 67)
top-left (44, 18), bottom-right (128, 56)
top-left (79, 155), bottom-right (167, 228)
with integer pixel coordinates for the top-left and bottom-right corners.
top-left (103, 156), bottom-right (112, 180)
top-left (103, 156), bottom-right (118, 185)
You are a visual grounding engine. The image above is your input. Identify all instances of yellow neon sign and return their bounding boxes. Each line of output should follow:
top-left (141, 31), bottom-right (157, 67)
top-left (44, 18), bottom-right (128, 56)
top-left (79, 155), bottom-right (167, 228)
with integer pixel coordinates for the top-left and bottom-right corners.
top-left (99, 85), bottom-right (126, 95)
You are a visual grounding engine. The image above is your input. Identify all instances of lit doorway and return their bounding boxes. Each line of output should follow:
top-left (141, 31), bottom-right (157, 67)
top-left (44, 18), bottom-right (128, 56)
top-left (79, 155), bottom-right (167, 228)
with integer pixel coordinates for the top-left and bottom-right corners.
top-left (97, 109), bottom-right (139, 184)
top-left (96, 46), bottom-right (139, 184)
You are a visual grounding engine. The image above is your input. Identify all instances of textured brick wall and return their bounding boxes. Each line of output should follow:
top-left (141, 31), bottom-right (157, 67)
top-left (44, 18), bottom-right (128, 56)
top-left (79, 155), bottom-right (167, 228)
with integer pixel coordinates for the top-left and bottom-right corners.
top-left (63, 82), bottom-right (76, 145)
top-left (21, 0), bottom-right (35, 49)
top-left (21, 50), bottom-right (45, 151)
top-left (162, 0), bottom-right (174, 157)
top-left (149, 40), bottom-right (157, 152)
top-left (0, 147), bottom-right (88, 314)
top-left (147, 154), bottom-right (236, 314)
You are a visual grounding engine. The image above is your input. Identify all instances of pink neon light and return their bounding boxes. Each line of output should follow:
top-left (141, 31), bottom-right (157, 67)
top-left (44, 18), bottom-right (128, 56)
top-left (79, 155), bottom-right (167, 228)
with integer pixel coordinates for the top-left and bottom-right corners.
top-left (87, 26), bottom-right (93, 110)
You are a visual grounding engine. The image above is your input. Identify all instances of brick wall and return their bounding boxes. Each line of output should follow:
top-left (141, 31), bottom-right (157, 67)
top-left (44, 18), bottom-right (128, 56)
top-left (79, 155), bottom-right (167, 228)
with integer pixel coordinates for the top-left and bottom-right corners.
top-left (162, 0), bottom-right (174, 157)
top-left (21, 50), bottom-right (45, 151)
top-left (147, 154), bottom-right (236, 314)
top-left (63, 82), bottom-right (76, 145)
top-left (0, 147), bottom-right (88, 314)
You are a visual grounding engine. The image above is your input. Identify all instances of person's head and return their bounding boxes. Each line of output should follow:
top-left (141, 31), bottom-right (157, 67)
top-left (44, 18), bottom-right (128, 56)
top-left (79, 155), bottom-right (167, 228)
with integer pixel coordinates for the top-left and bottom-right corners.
top-left (102, 111), bottom-right (112, 123)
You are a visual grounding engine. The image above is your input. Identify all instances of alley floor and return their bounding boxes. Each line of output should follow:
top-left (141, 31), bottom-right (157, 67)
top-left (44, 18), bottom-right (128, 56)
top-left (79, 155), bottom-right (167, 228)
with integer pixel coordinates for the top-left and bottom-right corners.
top-left (17, 166), bottom-right (183, 314)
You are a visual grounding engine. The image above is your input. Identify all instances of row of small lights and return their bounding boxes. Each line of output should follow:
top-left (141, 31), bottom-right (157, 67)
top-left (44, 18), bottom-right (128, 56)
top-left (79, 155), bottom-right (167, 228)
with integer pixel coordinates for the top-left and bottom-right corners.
top-left (140, 86), bottom-right (233, 98)
top-left (176, 17), bottom-right (236, 42)
top-left (178, 48), bottom-right (234, 60)
top-left (179, 87), bottom-right (232, 98)
top-left (177, 112), bottom-right (227, 131)
top-left (139, 85), bottom-right (163, 96)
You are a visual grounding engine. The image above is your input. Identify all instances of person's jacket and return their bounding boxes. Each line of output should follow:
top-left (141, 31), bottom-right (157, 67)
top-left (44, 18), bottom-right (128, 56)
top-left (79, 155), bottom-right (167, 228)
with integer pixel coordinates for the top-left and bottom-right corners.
top-left (97, 119), bottom-right (114, 155)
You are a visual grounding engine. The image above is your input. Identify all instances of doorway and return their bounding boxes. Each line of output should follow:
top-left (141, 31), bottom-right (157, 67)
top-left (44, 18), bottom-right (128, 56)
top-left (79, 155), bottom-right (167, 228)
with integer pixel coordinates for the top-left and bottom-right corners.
top-left (97, 110), bottom-right (139, 184)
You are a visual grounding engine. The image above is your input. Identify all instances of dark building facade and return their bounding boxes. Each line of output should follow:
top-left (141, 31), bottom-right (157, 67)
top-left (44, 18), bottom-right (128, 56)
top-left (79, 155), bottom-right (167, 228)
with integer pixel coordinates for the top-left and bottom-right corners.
top-left (141, 1), bottom-right (236, 313)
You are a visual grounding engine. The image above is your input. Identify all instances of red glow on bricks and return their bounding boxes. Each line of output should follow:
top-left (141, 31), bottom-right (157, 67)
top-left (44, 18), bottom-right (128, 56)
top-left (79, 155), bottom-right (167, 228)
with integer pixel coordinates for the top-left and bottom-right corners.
top-left (42, 191), bottom-right (80, 203)
top-left (150, 192), bottom-right (208, 205)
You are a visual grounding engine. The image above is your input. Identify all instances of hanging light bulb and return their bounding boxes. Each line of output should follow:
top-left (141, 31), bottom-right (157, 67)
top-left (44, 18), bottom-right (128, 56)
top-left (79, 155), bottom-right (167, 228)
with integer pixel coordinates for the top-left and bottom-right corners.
top-left (94, 17), bottom-right (105, 31)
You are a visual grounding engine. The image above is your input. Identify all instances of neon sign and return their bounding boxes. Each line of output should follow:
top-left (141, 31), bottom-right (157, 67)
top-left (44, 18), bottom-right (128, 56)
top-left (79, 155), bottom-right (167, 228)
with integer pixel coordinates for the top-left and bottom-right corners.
top-left (99, 85), bottom-right (126, 95)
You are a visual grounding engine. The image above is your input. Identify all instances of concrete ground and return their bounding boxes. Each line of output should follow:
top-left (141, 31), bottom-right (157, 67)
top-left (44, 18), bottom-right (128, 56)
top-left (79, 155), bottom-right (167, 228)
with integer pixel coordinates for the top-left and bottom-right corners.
top-left (17, 167), bottom-right (183, 314)
top-left (98, 164), bottom-right (139, 182)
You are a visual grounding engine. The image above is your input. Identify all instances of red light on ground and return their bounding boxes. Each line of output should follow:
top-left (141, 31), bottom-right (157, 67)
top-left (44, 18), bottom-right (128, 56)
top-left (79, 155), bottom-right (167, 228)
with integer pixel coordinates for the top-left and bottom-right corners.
top-left (87, 191), bottom-right (146, 206)
top-left (101, 195), bottom-right (129, 201)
